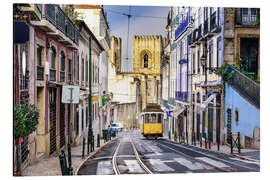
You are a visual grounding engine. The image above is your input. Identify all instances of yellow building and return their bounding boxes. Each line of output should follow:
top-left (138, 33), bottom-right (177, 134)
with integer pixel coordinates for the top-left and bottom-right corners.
top-left (132, 35), bottom-right (166, 127)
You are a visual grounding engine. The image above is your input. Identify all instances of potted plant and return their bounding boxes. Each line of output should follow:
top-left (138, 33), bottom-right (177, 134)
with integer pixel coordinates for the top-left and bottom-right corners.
top-left (14, 102), bottom-right (39, 176)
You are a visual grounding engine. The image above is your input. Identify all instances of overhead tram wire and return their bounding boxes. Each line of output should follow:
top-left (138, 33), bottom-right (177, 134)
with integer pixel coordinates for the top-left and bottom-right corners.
top-left (105, 7), bottom-right (167, 72)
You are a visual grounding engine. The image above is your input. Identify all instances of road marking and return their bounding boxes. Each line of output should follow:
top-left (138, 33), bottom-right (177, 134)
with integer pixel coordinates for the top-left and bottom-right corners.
top-left (148, 159), bottom-right (174, 172)
top-left (124, 160), bottom-right (145, 173)
top-left (173, 158), bottom-right (212, 170)
top-left (229, 157), bottom-right (260, 165)
top-left (96, 161), bottom-right (114, 175)
top-left (195, 157), bottom-right (230, 168)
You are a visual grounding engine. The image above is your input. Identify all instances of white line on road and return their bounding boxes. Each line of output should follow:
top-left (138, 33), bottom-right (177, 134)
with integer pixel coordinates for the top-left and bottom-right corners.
top-left (174, 158), bottom-right (213, 170)
top-left (148, 159), bottom-right (174, 172)
top-left (96, 161), bottom-right (114, 175)
top-left (195, 157), bottom-right (230, 168)
top-left (124, 160), bottom-right (145, 173)
top-left (229, 157), bottom-right (260, 165)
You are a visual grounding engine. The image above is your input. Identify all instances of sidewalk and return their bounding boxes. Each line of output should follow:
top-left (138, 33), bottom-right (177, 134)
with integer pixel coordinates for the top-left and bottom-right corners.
top-left (166, 138), bottom-right (260, 163)
top-left (22, 138), bottom-right (115, 176)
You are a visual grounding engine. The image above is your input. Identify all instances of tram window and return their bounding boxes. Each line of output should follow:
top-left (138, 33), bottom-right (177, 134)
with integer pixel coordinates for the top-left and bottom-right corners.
top-left (157, 114), bottom-right (162, 123)
top-left (151, 114), bottom-right (156, 123)
top-left (145, 114), bottom-right (150, 123)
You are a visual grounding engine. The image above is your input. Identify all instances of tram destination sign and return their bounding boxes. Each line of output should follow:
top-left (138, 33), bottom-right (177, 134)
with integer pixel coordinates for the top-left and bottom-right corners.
top-left (62, 85), bottom-right (80, 104)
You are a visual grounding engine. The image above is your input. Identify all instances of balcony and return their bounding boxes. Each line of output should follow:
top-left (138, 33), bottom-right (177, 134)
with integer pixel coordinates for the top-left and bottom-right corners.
top-left (68, 73), bottom-right (72, 83)
top-left (203, 19), bottom-right (209, 36)
top-left (19, 4), bottom-right (42, 21)
top-left (210, 12), bottom-right (221, 33)
top-left (49, 69), bottom-right (56, 81)
top-left (175, 17), bottom-right (189, 40)
top-left (60, 71), bottom-right (65, 82)
top-left (37, 66), bottom-right (44, 80)
top-left (227, 65), bottom-right (260, 108)
top-left (196, 24), bottom-right (202, 43)
top-left (30, 4), bottom-right (78, 48)
top-left (175, 91), bottom-right (189, 102)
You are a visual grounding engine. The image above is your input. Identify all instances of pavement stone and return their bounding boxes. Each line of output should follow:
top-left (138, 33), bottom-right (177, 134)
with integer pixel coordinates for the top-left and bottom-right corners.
top-left (21, 138), bottom-right (115, 176)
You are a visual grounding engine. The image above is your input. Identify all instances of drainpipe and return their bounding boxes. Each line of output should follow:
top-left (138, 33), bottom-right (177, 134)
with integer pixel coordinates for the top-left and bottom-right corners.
top-left (87, 36), bottom-right (92, 154)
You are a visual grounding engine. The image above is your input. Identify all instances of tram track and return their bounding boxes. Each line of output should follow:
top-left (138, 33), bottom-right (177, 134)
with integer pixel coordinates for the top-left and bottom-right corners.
top-left (112, 138), bottom-right (153, 175)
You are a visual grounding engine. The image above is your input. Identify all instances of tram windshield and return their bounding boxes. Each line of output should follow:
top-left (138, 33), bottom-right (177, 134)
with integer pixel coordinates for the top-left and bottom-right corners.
top-left (143, 113), bottom-right (163, 123)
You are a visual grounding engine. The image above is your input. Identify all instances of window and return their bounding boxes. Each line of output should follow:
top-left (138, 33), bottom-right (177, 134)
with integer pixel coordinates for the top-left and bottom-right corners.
top-left (197, 49), bottom-right (200, 74)
top-left (192, 53), bottom-right (195, 74)
top-left (209, 43), bottom-right (213, 74)
top-left (144, 54), bottom-right (149, 68)
top-left (60, 51), bottom-right (65, 71)
top-left (81, 58), bottom-right (84, 82)
top-left (197, 92), bottom-right (200, 104)
top-left (86, 60), bottom-right (88, 83)
top-left (76, 55), bottom-right (79, 82)
top-left (242, 8), bottom-right (248, 15)
top-left (50, 47), bottom-right (56, 69)
top-left (217, 38), bottom-right (222, 68)
top-left (37, 45), bottom-right (43, 66)
top-left (235, 109), bottom-right (239, 126)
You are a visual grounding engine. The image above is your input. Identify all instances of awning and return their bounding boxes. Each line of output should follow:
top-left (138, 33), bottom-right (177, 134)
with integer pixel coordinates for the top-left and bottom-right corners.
top-left (201, 93), bottom-right (216, 110)
top-left (171, 107), bottom-right (185, 118)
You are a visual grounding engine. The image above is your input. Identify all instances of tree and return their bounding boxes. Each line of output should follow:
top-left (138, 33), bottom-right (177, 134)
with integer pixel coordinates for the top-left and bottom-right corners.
top-left (14, 102), bottom-right (39, 176)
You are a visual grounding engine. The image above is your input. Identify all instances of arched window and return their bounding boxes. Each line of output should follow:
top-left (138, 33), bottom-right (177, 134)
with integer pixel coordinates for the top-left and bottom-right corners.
top-left (144, 54), bottom-right (149, 68)
top-left (50, 46), bottom-right (56, 69)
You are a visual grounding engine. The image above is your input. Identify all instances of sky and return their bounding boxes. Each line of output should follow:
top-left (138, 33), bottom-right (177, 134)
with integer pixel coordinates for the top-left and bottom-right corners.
top-left (103, 5), bottom-right (170, 72)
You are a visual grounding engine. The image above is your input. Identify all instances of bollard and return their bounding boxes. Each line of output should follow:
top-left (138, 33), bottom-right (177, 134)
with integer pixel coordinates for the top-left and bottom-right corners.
top-left (186, 133), bottom-right (188, 145)
top-left (217, 135), bottom-right (220, 151)
top-left (204, 133), bottom-right (207, 149)
top-left (168, 131), bottom-right (171, 140)
top-left (238, 132), bottom-right (241, 154)
top-left (59, 150), bottom-right (68, 175)
top-left (82, 137), bottom-right (85, 159)
top-left (92, 135), bottom-right (95, 152)
top-left (68, 166), bottom-right (73, 175)
top-left (200, 133), bottom-right (202, 147)
top-left (67, 144), bottom-right (72, 169)
top-left (97, 134), bottom-right (100, 148)
top-left (230, 132), bottom-right (233, 153)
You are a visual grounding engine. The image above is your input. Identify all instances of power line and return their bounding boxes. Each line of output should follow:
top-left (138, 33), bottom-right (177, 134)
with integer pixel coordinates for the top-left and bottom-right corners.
top-left (106, 9), bottom-right (167, 19)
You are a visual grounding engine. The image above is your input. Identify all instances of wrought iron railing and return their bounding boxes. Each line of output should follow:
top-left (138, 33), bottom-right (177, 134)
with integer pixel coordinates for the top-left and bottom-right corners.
top-left (228, 65), bottom-right (260, 108)
top-left (175, 17), bottom-right (189, 39)
top-left (37, 65), bottom-right (44, 80)
top-left (66, 18), bottom-right (74, 41)
top-left (45, 4), bottom-right (56, 25)
top-left (56, 6), bottom-right (65, 33)
top-left (203, 19), bottom-right (209, 35)
top-left (74, 27), bottom-right (79, 45)
top-left (68, 73), bottom-right (72, 82)
top-left (210, 12), bottom-right (217, 31)
top-left (50, 69), bottom-right (56, 81)
top-left (175, 91), bottom-right (189, 102)
top-left (60, 71), bottom-right (65, 82)
top-left (197, 24), bottom-right (202, 40)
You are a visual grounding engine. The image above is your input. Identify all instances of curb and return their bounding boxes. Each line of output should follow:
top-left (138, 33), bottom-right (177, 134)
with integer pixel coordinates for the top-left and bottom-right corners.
top-left (74, 138), bottom-right (118, 175)
top-left (164, 138), bottom-right (259, 163)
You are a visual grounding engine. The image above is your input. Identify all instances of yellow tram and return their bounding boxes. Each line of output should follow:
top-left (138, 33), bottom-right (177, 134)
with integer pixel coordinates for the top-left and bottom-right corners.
top-left (141, 104), bottom-right (164, 139)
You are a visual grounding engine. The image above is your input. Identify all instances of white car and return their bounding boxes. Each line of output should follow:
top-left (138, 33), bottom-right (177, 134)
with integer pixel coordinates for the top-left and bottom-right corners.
top-left (111, 123), bottom-right (123, 132)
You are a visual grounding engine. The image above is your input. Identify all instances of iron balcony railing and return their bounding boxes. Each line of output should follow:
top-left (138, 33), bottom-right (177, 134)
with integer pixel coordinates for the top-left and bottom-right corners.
top-left (68, 73), bottom-right (72, 82)
top-left (203, 19), bottom-right (209, 35)
top-left (60, 71), bottom-right (65, 82)
top-left (45, 4), bottom-right (56, 25)
top-left (228, 65), bottom-right (260, 108)
top-left (56, 6), bottom-right (65, 33)
top-left (175, 91), bottom-right (189, 102)
top-left (66, 17), bottom-right (74, 41)
top-left (37, 66), bottom-right (44, 80)
top-left (197, 24), bottom-right (202, 40)
top-left (50, 69), bottom-right (56, 81)
top-left (74, 27), bottom-right (79, 45)
top-left (210, 11), bottom-right (217, 31)
top-left (175, 17), bottom-right (189, 39)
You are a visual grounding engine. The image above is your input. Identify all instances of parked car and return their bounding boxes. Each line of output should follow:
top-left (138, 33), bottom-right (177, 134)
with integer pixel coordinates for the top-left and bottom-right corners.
top-left (111, 123), bottom-right (123, 132)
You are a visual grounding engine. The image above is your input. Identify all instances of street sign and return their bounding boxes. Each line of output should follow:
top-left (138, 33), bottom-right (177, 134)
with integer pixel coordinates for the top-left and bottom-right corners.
top-left (62, 85), bottom-right (80, 104)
